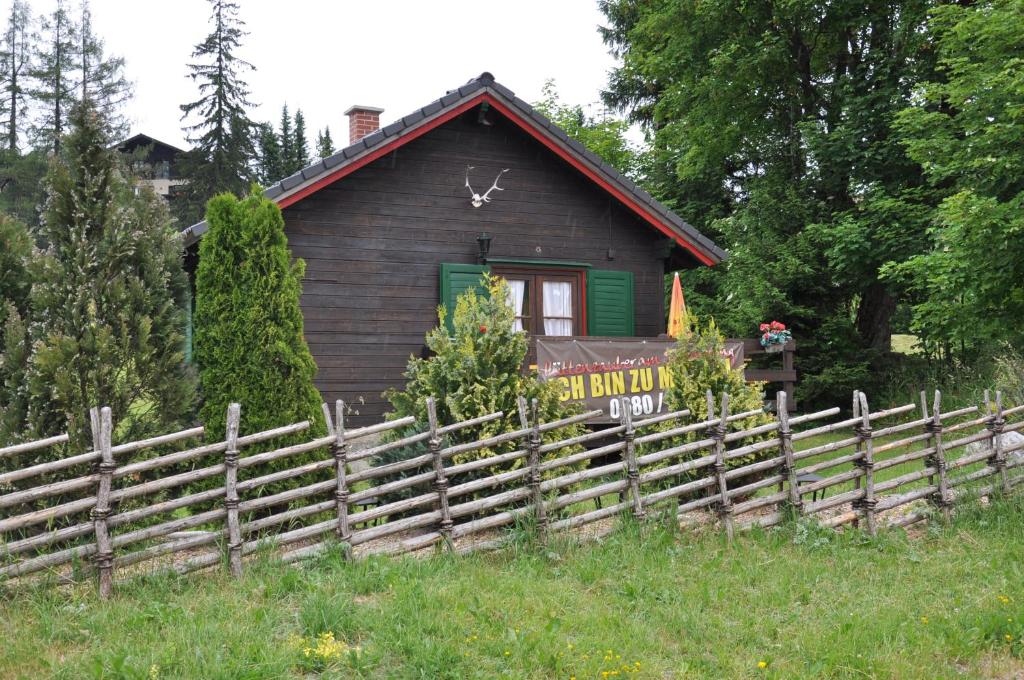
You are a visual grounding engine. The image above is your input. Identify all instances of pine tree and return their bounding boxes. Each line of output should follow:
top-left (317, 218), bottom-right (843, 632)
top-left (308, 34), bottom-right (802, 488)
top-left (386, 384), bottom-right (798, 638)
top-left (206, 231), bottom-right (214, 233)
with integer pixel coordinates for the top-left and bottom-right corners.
top-left (194, 188), bottom-right (325, 477)
top-left (21, 103), bottom-right (195, 450)
top-left (255, 121), bottom-right (283, 185)
top-left (278, 103), bottom-right (292, 172)
top-left (29, 0), bottom-right (77, 154)
top-left (77, 1), bottom-right (130, 141)
top-left (178, 0), bottom-right (256, 224)
top-left (0, 0), bottom-right (35, 152)
top-left (315, 126), bottom-right (334, 159)
top-left (292, 108), bottom-right (308, 171)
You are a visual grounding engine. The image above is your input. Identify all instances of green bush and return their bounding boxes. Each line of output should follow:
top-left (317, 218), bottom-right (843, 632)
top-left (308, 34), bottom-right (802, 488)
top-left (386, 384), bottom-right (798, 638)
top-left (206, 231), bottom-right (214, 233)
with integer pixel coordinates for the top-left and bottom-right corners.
top-left (639, 315), bottom-right (773, 484)
top-left (381, 274), bottom-right (584, 476)
top-left (193, 188), bottom-right (326, 491)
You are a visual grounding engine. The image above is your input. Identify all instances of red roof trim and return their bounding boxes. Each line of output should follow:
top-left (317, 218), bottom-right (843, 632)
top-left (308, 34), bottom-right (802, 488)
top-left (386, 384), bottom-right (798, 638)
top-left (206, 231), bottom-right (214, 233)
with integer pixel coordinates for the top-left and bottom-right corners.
top-left (276, 91), bottom-right (715, 266)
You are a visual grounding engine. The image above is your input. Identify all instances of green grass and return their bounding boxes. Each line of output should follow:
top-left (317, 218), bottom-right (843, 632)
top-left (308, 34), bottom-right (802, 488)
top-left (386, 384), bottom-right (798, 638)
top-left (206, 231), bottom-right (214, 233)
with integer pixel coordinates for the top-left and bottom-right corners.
top-left (891, 334), bottom-right (923, 355)
top-left (2, 497), bottom-right (1023, 679)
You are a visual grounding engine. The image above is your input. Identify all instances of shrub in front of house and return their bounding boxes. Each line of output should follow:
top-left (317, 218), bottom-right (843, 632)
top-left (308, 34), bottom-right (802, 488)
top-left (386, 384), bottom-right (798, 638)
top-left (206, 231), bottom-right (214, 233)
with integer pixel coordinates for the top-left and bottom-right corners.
top-left (638, 316), bottom-right (774, 493)
top-left (378, 275), bottom-right (585, 499)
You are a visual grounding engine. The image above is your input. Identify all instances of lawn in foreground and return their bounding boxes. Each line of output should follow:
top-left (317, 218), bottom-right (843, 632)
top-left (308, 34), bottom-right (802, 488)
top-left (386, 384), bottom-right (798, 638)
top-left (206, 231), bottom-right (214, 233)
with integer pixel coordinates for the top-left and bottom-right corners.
top-left (2, 498), bottom-right (1023, 679)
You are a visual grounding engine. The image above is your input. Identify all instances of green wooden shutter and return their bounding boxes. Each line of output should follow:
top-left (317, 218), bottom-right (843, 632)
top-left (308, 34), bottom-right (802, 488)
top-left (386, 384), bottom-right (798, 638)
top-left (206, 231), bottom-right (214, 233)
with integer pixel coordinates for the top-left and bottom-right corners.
top-left (439, 263), bottom-right (489, 332)
top-left (587, 270), bottom-right (635, 336)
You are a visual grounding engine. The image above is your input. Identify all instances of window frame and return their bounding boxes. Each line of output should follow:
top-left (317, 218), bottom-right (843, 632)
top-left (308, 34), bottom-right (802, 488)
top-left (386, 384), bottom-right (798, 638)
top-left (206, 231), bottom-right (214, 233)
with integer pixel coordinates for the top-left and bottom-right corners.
top-left (491, 265), bottom-right (587, 337)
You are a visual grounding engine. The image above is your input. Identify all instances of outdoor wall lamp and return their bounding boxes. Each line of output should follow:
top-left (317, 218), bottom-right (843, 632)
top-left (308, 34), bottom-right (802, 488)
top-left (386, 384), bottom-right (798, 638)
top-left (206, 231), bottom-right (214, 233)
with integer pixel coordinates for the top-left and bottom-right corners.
top-left (476, 232), bottom-right (493, 263)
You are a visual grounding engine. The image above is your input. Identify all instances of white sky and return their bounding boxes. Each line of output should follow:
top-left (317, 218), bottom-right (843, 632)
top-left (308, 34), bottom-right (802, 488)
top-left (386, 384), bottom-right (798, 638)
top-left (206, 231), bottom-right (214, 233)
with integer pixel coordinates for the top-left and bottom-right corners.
top-left (10, 0), bottom-right (622, 150)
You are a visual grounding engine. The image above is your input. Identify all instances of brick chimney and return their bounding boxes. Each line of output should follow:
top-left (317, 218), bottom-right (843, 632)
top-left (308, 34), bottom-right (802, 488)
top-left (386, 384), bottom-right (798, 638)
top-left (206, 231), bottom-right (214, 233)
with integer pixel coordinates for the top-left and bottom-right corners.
top-left (345, 105), bottom-right (384, 144)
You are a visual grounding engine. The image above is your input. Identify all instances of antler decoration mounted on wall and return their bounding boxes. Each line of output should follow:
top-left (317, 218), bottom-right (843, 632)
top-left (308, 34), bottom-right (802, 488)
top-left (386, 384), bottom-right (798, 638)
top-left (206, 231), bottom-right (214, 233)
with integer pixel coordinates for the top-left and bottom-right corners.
top-left (465, 166), bottom-right (510, 208)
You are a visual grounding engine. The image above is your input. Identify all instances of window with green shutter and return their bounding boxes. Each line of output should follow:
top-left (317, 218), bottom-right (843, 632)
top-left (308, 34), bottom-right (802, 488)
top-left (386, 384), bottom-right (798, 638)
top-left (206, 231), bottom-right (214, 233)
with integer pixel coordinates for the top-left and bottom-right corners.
top-left (439, 263), bottom-right (489, 332)
top-left (586, 270), bottom-right (635, 336)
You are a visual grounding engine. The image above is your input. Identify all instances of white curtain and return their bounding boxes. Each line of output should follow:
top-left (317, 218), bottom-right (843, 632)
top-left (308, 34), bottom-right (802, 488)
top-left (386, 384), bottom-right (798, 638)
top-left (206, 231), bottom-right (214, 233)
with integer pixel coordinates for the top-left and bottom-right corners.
top-left (543, 281), bottom-right (573, 336)
top-left (506, 279), bottom-right (526, 332)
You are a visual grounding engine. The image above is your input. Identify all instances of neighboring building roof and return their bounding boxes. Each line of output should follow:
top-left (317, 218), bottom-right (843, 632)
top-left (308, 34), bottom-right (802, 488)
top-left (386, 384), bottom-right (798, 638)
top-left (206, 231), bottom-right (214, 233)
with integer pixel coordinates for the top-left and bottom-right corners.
top-left (116, 133), bottom-right (187, 155)
top-left (181, 73), bottom-right (726, 265)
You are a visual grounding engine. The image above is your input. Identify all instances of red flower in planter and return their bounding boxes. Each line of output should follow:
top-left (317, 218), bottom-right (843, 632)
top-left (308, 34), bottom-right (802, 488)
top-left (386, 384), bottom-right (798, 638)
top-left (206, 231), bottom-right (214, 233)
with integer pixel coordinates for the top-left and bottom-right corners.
top-left (759, 323), bottom-right (771, 332)
top-left (479, 325), bottom-right (487, 334)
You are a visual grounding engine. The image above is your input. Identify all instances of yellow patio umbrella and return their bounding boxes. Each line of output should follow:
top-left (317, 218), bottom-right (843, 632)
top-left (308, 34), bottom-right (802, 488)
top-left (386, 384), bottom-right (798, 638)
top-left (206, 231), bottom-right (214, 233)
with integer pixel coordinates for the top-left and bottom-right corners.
top-left (667, 272), bottom-right (689, 338)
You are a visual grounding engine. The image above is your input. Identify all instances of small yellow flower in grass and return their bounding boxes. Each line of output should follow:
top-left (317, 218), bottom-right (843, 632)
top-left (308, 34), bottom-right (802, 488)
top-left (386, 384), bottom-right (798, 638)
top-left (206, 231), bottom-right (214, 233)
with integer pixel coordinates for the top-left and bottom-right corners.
top-left (758, 660), bottom-right (768, 669)
top-left (920, 616), bottom-right (929, 625)
top-left (504, 650), bottom-right (511, 656)
top-left (148, 664), bottom-right (160, 680)
top-left (1007, 634), bottom-right (1014, 642)
top-left (998, 595), bottom-right (1011, 605)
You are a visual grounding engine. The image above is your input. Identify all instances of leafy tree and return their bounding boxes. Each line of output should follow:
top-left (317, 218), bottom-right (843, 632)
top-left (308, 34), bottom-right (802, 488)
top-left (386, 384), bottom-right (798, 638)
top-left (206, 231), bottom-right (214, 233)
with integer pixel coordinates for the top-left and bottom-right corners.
top-left (534, 80), bottom-right (641, 179)
top-left (884, 0), bottom-right (1024, 354)
top-left (0, 0), bottom-right (35, 152)
top-left (600, 0), bottom-right (939, 406)
top-left (315, 126), bottom-right (333, 159)
top-left (193, 188), bottom-right (325, 471)
top-left (29, 0), bottom-right (77, 154)
top-left (19, 104), bottom-right (195, 450)
top-left (178, 0), bottom-right (257, 224)
top-left (76, 1), bottom-right (130, 141)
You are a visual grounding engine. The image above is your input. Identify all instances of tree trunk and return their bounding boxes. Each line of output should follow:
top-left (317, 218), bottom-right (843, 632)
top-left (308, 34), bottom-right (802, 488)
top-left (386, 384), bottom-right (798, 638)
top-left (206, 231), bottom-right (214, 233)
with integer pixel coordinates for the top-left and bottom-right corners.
top-left (855, 283), bottom-right (895, 352)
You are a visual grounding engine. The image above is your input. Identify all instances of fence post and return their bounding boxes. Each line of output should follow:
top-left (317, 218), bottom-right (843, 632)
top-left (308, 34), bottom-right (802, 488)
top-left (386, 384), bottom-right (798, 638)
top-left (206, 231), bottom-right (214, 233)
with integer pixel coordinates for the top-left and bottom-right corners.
top-left (710, 391), bottom-right (734, 543)
top-left (427, 397), bottom-right (454, 551)
top-left (619, 396), bottom-right (645, 520)
top-left (323, 399), bottom-right (353, 557)
top-left (223, 403), bottom-right (242, 577)
top-left (853, 392), bottom-right (877, 536)
top-left (517, 397), bottom-right (547, 539)
top-left (924, 390), bottom-right (952, 522)
top-left (90, 406), bottom-right (115, 599)
top-left (776, 391), bottom-right (801, 516)
top-left (851, 391), bottom-right (863, 529)
top-left (985, 390), bottom-right (1011, 495)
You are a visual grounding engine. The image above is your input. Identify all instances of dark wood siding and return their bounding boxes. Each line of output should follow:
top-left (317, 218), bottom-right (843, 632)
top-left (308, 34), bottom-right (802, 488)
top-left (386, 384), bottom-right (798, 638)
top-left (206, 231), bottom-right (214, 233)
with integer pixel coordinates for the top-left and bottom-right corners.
top-left (284, 106), bottom-right (669, 424)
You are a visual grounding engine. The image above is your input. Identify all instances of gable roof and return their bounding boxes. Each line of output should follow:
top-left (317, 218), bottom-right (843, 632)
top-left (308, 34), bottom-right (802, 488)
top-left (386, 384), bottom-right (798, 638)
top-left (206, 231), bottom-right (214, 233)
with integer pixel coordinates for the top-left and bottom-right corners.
top-left (117, 133), bottom-right (187, 155)
top-left (181, 72), bottom-right (726, 265)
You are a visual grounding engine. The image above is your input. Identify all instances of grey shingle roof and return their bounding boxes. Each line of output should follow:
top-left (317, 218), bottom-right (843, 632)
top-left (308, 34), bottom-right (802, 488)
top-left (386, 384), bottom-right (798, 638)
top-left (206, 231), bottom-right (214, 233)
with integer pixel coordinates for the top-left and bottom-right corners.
top-left (181, 72), bottom-right (726, 264)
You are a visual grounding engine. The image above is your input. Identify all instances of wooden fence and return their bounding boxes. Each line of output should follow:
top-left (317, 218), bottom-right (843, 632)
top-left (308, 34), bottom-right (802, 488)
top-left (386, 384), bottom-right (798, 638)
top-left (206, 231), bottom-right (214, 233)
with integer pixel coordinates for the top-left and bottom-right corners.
top-left (1, 388), bottom-right (1022, 599)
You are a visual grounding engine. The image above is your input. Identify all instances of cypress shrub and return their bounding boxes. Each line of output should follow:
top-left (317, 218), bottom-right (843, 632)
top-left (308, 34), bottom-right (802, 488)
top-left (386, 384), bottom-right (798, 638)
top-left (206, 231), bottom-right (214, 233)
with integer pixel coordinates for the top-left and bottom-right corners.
top-left (193, 188), bottom-right (326, 491)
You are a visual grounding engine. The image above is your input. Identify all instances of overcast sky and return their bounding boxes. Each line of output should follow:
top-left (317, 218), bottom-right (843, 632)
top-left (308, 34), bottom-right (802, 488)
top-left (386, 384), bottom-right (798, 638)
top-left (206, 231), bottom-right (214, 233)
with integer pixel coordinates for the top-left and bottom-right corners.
top-left (10, 0), bottom-right (622, 150)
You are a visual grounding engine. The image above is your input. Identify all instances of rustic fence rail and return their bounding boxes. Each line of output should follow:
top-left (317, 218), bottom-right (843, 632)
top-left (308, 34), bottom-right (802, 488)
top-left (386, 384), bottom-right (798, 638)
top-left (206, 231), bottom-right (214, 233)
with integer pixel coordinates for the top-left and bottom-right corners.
top-left (1, 387), bottom-right (1022, 598)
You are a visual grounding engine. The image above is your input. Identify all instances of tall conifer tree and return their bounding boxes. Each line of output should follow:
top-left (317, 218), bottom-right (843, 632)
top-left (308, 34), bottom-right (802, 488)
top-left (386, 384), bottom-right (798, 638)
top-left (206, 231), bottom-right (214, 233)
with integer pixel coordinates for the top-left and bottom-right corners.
top-left (77, 1), bottom-right (130, 141)
top-left (0, 0), bottom-right (35, 152)
top-left (291, 108), bottom-right (308, 171)
top-left (29, 0), bottom-right (77, 154)
top-left (256, 121), bottom-right (283, 185)
top-left (21, 104), bottom-right (194, 449)
top-left (315, 126), bottom-right (333, 159)
top-left (278, 103), bottom-right (292, 173)
top-left (178, 0), bottom-right (256, 223)
top-left (194, 189), bottom-right (324, 472)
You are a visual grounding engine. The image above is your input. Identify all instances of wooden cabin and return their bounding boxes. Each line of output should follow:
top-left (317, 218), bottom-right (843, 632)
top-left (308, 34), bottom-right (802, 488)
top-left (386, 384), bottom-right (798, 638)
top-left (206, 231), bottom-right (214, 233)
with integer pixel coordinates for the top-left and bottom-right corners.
top-left (182, 73), bottom-right (726, 425)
